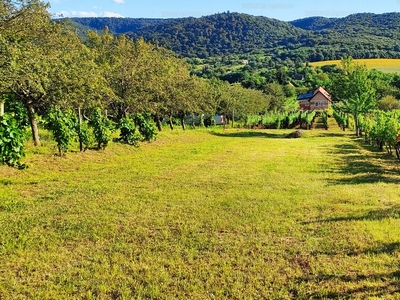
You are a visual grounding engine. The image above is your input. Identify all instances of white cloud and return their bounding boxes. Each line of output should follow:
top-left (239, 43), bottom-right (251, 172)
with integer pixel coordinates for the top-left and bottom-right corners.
top-left (53, 11), bottom-right (124, 18)
top-left (101, 11), bottom-right (124, 17)
top-left (71, 11), bottom-right (99, 17)
top-left (112, 0), bottom-right (125, 3)
top-left (55, 10), bottom-right (69, 17)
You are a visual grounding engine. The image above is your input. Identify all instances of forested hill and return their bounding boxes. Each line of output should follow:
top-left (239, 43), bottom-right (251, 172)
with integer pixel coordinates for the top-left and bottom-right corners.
top-left (127, 13), bottom-right (307, 58)
top-left (67, 17), bottom-right (171, 34)
top-left (69, 12), bottom-right (400, 61)
top-left (290, 13), bottom-right (400, 38)
top-left (289, 17), bottom-right (336, 31)
top-left (69, 13), bottom-right (307, 58)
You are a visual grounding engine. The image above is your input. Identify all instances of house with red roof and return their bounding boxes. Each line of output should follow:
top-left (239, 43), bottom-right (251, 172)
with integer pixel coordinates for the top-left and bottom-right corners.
top-left (297, 87), bottom-right (332, 110)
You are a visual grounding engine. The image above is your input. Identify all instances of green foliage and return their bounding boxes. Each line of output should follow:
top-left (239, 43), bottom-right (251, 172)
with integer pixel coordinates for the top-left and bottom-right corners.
top-left (333, 110), bottom-right (348, 130)
top-left (128, 12), bottom-right (305, 58)
top-left (65, 17), bottom-right (166, 34)
top-left (261, 112), bottom-right (284, 128)
top-left (74, 119), bottom-right (92, 152)
top-left (333, 61), bottom-right (377, 136)
top-left (377, 95), bottom-right (400, 111)
top-left (3, 94), bottom-right (29, 128)
top-left (245, 115), bottom-right (261, 127)
top-left (289, 111), bottom-right (301, 126)
top-left (92, 108), bottom-right (113, 150)
top-left (247, 111), bottom-right (301, 129)
top-left (74, 12), bottom-right (400, 65)
top-left (134, 113), bottom-right (157, 142)
top-left (321, 111), bottom-right (329, 129)
top-left (360, 110), bottom-right (400, 155)
top-left (44, 108), bottom-right (76, 156)
top-left (118, 117), bottom-right (143, 147)
top-left (0, 114), bottom-right (27, 169)
top-left (304, 110), bottom-right (317, 129)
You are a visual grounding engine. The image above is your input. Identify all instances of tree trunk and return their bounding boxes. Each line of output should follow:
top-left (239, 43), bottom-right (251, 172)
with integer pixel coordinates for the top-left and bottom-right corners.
top-left (231, 109), bottom-right (235, 128)
top-left (378, 140), bottom-right (383, 151)
top-left (169, 114), bottom-right (174, 130)
top-left (180, 113), bottom-right (186, 130)
top-left (223, 113), bottom-right (227, 130)
top-left (155, 113), bottom-right (162, 132)
top-left (354, 114), bottom-right (360, 137)
top-left (191, 113), bottom-right (196, 129)
top-left (78, 107), bottom-right (83, 152)
top-left (0, 102), bottom-right (4, 116)
top-left (26, 102), bottom-right (41, 146)
top-left (396, 143), bottom-right (400, 159)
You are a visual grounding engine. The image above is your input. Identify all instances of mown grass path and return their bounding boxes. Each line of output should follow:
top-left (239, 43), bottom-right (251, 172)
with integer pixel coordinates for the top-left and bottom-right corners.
top-left (1, 127), bottom-right (400, 299)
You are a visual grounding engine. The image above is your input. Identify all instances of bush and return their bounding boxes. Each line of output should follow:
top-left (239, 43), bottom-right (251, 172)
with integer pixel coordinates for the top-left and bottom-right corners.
top-left (74, 119), bottom-right (93, 152)
top-left (0, 114), bottom-right (27, 169)
top-left (45, 108), bottom-right (76, 156)
top-left (92, 108), bottom-right (114, 150)
top-left (134, 113), bottom-right (157, 142)
top-left (118, 117), bottom-right (143, 147)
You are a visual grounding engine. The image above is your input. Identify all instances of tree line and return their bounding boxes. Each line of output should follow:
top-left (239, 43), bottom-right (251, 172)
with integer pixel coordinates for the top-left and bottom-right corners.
top-left (1, 0), bottom-right (287, 167)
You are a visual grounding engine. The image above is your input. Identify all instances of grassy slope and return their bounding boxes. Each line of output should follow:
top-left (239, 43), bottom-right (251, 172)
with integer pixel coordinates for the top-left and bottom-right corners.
top-left (310, 58), bottom-right (400, 73)
top-left (1, 123), bottom-right (400, 299)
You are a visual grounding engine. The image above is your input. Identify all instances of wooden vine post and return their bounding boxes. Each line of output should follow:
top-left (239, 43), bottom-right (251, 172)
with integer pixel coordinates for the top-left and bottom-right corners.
top-left (0, 101), bottom-right (4, 116)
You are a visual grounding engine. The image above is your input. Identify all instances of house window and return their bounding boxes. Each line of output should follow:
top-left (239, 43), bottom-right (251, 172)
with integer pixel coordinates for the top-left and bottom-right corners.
top-left (315, 102), bottom-right (319, 107)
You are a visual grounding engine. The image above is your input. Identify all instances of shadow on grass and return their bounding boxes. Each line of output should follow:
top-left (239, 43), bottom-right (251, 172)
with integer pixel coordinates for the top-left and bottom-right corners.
top-left (309, 242), bottom-right (400, 259)
top-left (325, 137), bottom-right (400, 185)
top-left (209, 131), bottom-right (287, 139)
top-left (299, 270), bottom-right (400, 298)
top-left (349, 241), bottom-right (400, 256)
top-left (310, 131), bottom-right (350, 138)
top-left (210, 128), bottom-right (354, 139)
top-left (304, 205), bottom-right (400, 225)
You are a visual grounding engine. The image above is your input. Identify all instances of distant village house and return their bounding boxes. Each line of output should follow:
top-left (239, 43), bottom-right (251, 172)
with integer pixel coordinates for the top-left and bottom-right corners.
top-left (297, 86), bottom-right (332, 110)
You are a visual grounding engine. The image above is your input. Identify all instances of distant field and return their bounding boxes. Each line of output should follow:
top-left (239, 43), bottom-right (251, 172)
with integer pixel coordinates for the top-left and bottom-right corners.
top-left (1, 123), bottom-right (400, 298)
top-left (310, 58), bottom-right (400, 73)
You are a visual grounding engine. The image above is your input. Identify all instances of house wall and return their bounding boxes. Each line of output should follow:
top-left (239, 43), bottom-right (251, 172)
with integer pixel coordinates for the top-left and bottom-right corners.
top-left (299, 100), bottom-right (310, 110)
top-left (309, 92), bottom-right (331, 110)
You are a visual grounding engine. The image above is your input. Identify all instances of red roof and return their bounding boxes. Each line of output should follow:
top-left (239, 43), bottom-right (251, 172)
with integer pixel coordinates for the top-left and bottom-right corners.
top-left (313, 87), bottom-right (331, 101)
top-left (298, 86), bottom-right (331, 102)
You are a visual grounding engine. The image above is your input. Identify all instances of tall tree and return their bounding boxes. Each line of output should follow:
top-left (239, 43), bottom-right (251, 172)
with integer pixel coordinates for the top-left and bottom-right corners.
top-left (0, 0), bottom-right (51, 145)
top-left (0, 1), bottom-right (107, 146)
top-left (333, 62), bottom-right (376, 137)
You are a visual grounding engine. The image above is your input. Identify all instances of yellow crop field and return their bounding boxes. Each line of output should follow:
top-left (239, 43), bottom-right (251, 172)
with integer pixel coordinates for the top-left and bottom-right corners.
top-left (310, 58), bottom-right (400, 73)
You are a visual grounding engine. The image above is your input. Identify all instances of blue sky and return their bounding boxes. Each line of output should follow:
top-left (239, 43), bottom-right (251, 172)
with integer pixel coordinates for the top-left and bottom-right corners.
top-left (48, 0), bottom-right (400, 21)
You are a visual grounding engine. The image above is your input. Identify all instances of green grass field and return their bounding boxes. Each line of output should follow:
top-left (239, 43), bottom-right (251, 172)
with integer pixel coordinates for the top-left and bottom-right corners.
top-left (310, 58), bottom-right (400, 73)
top-left (1, 121), bottom-right (400, 299)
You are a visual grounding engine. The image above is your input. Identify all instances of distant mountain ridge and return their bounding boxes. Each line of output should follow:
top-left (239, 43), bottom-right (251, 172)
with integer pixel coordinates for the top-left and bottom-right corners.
top-left (290, 13), bottom-right (400, 37)
top-left (68, 12), bottom-right (400, 61)
top-left (68, 17), bottom-right (172, 34)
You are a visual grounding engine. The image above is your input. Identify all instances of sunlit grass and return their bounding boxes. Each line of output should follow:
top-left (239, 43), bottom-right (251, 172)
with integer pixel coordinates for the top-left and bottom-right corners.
top-left (1, 122), bottom-right (400, 298)
top-left (310, 58), bottom-right (400, 73)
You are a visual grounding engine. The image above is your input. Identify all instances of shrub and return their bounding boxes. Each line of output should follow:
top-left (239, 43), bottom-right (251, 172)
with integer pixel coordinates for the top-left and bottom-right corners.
top-left (45, 108), bottom-right (76, 156)
top-left (134, 113), bottom-right (157, 142)
top-left (92, 108), bottom-right (113, 150)
top-left (118, 117), bottom-right (143, 147)
top-left (0, 114), bottom-right (27, 169)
